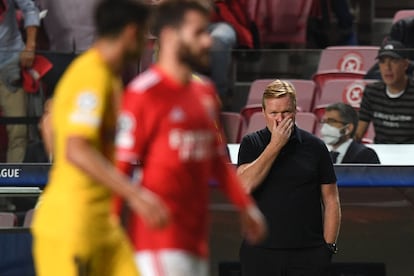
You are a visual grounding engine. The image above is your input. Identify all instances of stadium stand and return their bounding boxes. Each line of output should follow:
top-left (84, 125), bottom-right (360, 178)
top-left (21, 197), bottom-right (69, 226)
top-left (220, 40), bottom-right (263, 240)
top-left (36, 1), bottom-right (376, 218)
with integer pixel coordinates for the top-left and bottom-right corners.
top-left (220, 112), bottom-right (244, 143)
top-left (0, 212), bottom-right (16, 227)
top-left (241, 110), bottom-right (317, 137)
top-left (312, 46), bottom-right (379, 96)
top-left (312, 79), bottom-right (377, 143)
top-left (313, 79), bottom-right (377, 119)
top-left (245, 79), bottom-right (316, 112)
top-left (23, 209), bottom-right (34, 228)
top-left (246, 0), bottom-right (313, 45)
top-left (392, 9), bottom-right (414, 23)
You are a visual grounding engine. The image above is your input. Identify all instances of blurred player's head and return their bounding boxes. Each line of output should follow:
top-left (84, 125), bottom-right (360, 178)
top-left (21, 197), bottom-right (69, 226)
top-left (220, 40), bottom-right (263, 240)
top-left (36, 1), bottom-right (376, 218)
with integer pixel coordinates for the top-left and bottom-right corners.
top-left (152, 0), bottom-right (212, 71)
top-left (94, 0), bottom-right (151, 62)
top-left (262, 80), bottom-right (296, 129)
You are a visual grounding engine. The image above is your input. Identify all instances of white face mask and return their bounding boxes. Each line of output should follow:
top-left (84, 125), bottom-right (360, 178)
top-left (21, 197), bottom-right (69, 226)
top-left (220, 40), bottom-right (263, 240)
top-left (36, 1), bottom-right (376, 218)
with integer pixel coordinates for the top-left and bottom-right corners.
top-left (320, 123), bottom-right (346, 145)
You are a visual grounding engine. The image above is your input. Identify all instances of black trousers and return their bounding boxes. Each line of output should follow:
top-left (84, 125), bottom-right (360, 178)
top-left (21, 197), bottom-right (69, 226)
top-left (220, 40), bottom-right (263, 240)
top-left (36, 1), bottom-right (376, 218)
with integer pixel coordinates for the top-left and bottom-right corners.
top-left (240, 242), bottom-right (333, 276)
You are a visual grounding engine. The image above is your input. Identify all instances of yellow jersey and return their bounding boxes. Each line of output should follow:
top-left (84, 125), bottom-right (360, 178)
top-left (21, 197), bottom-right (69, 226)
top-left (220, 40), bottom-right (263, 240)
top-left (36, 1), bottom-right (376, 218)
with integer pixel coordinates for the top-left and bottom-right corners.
top-left (32, 49), bottom-right (122, 245)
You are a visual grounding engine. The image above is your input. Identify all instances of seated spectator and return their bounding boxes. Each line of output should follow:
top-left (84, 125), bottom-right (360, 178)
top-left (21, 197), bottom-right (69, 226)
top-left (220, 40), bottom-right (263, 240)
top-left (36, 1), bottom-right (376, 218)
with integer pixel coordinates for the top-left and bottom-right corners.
top-left (210, 0), bottom-right (259, 108)
top-left (356, 40), bottom-right (414, 144)
top-left (365, 16), bottom-right (414, 79)
top-left (320, 102), bottom-right (380, 164)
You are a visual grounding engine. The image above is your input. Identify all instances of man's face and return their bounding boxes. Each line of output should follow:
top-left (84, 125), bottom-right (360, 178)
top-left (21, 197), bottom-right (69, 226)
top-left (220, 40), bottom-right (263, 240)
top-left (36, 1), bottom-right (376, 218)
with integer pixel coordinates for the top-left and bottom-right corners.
top-left (378, 56), bottom-right (409, 87)
top-left (262, 96), bottom-right (295, 131)
top-left (177, 10), bottom-right (212, 72)
top-left (322, 110), bottom-right (347, 130)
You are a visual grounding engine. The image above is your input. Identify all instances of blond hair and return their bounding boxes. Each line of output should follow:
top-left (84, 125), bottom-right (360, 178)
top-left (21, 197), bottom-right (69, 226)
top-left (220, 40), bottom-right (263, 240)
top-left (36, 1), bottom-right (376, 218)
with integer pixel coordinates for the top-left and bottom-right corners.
top-left (262, 79), bottom-right (297, 109)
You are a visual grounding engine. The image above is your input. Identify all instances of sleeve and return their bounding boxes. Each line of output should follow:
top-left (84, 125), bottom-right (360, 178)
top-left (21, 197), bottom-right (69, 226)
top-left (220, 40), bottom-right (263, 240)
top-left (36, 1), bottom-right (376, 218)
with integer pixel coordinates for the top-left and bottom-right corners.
top-left (15, 0), bottom-right (40, 27)
top-left (318, 141), bottom-right (337, 185)
top-left (358, 85), bottom-right (373, 122)
top-left (115, 89), bottom-right (150, 164)
top-left (237, 134), bottom-right (258, 166)
top-left (65, 71), bottom-right (109, 141)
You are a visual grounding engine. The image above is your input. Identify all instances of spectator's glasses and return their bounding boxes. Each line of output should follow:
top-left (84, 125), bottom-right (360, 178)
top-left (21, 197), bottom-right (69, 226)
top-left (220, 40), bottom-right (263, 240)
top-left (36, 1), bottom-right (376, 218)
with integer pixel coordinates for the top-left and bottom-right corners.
top-left (320, 118), bottom-right (347, 126)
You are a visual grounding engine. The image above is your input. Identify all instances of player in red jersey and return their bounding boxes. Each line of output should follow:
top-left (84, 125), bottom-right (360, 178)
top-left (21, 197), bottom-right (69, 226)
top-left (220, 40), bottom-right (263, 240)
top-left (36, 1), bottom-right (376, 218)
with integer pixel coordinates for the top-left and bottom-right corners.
top-left (115, 1), bottom-right (266, 275)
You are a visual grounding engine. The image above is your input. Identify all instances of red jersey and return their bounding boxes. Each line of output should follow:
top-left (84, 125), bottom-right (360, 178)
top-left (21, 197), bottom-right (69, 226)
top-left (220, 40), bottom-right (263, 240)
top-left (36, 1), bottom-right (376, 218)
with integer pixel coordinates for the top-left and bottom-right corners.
top-left (115, 66), bottom-right (251, 257)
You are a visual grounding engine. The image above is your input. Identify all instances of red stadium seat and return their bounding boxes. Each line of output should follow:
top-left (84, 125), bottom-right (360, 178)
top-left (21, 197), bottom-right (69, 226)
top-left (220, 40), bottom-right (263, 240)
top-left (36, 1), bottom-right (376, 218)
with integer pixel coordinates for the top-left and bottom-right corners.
top-left (316, 46), bottom-right (379, 73)
top-left (313, 79), bottom-right (377, 120)
top-left (23, 209), bottom-right (35, 227)
top-left (241, 111), bottom-right (317, 138)
top-left (246, 79), bottom-right (316, 112)
top-left (313, 46), bottom-right (379, 96)
top-left (392, 10), bottom-right (414, 23)
top-left (242, 110), bottom-right (265, 136)
top-left (296, 112), bottom-right (318, 134)
top-left (220, 112), bottom-right (244, 143)
top-left (0, 212), bottom-right (16, 227)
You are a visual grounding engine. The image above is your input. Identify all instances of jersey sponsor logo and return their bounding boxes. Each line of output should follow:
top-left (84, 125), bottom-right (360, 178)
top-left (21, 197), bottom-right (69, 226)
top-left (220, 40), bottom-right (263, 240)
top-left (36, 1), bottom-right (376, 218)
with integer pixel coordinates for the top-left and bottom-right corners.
top-left (169, 129), bottom-right (214, 161)
top-left (337, 52), bottom-right (363, 72)
top-left (342, 81), bottom-right (365, 107)
top-left (116, 112), bottom-right (136, 149)
top-left (70, 91), bottom-right (100, 126)
top-left (169, 107), bottom-right (185, 123)
top-left (0, 168), bottom-right (21, 178)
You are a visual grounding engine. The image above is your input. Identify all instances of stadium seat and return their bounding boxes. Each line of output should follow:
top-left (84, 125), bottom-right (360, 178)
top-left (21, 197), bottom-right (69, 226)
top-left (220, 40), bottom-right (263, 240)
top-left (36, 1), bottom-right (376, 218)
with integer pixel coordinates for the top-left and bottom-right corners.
top-left (316, 46), bottom-right (379, 73)
top-left (246, 79), bottom-right (316, 112)
top-left (23, 209), bottom-right (35, 228)
top-left (313, 79), bottom-right (377, 120)
top-left (241, 111), bottom-right (317, 138)
top-left (312, 79), bottom-right (377, 144)
top-left (0, 212), bottom-right (16, 227)
top-left (242, 110), bottom-right (265, 136)
top-left (313, 46), bottom-right (379, 95)
top-left (392, 9), bottom-right (414, 23)
top-left (220, 112), bottom-right (244, 143)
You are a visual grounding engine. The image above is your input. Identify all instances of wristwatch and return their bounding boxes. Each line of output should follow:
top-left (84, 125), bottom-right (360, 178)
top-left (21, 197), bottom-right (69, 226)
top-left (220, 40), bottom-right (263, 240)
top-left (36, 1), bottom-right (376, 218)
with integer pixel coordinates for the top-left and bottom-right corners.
top-left (326, 242), bottom-right (338, 254)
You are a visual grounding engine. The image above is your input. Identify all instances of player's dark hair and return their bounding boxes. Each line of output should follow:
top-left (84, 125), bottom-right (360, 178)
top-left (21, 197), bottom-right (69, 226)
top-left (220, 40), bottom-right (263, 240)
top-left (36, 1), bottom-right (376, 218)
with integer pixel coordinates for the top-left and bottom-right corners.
top-left (152, 0), bottom-right (210, 37)
top-left (95, 0), bottom-right (150, 38)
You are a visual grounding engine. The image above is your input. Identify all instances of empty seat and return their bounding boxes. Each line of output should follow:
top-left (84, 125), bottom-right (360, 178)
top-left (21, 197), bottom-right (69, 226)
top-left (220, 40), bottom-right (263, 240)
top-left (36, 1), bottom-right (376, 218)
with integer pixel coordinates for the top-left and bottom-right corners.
top-left (313, 46), bottom-right (379, 94)
top-left (0, 212), bottom-right (16, 227)
top-left (220, 112), bottom-right (244, 143)
top-left (296, 112), bottom-right (318, 134)
top-left (313, 79), bottom-right (377, 119)
top-left (246, 79), bottom-right (316, 112)
top-left (393, 10), bottom-right (414, 23)
top-left (23, 209), bottom-right (35, 228)
top-left (316, 46), bottom-right (379, 73)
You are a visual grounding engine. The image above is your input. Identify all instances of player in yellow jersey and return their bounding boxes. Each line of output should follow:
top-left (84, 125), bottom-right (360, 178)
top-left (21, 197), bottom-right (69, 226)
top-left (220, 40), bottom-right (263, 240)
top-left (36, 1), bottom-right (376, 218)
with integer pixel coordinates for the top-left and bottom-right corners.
top-left (31, 1), bottom-right (169, 276)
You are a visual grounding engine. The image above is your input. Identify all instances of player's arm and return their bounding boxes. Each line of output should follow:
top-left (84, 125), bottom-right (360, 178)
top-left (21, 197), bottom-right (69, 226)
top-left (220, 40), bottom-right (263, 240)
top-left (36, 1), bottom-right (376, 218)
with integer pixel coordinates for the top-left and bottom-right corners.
top-left (321, 183), bottom-right (341, 244)
top-left (214, 154), bottom-right (267, 245)
top-left (66, 136), bottom-right (168, 229)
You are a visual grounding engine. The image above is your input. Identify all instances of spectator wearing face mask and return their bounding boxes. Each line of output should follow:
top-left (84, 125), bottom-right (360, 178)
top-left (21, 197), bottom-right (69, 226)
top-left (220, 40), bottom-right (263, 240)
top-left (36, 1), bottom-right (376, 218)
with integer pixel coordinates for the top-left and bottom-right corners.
top-left (320, 102), bottom-right (380, 164)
